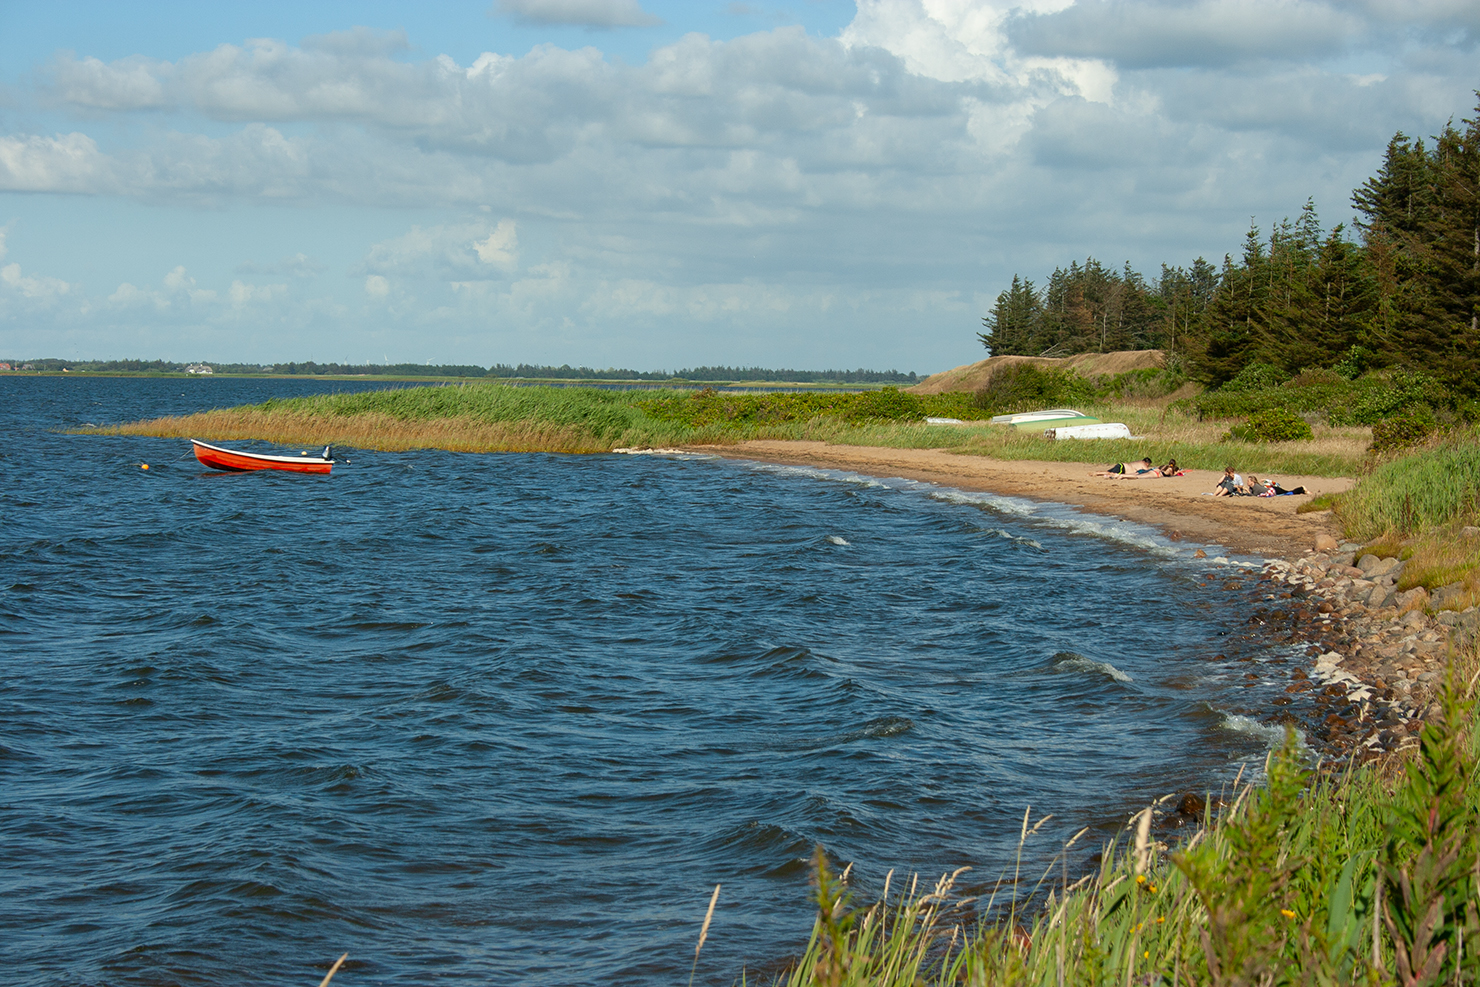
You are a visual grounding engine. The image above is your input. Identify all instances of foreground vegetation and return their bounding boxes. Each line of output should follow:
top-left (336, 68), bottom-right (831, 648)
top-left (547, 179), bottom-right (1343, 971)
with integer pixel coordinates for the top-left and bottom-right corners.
top-left (751, 664), bottom-right (1480, 987)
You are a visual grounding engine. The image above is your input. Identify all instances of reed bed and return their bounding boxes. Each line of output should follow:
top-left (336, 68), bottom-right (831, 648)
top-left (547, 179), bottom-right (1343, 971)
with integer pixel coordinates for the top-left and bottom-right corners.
top-left (760, 666), bottom-right (1480, 987)
top-left (91, 383), bottom-right (1372, 476)
top-left (1338, 438), bottom-right (1480, 541)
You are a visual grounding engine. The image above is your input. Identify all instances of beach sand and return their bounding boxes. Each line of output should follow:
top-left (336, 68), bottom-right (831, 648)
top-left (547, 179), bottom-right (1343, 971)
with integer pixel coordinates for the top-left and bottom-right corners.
top-left (700, 440), bottom-right (1352, 559)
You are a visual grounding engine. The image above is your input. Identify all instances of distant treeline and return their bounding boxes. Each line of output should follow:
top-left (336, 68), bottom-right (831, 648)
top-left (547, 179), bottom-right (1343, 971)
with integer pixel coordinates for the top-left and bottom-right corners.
top-left (4, 357), bottom-right (918, 384)
top-left (982, 92), bottom-right (1480, 393)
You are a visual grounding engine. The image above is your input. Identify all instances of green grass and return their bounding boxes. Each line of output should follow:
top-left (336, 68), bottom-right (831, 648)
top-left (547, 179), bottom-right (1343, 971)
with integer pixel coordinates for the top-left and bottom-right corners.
top-left (94, 381), bottom-right (1374, 475)
top-left (760, 669), bottom-right (1480, 986)
top-left (1336, 437), bottom-right (1480, 541)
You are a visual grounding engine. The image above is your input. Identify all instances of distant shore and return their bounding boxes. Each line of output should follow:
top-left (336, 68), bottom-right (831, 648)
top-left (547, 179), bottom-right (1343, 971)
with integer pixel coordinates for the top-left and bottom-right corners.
top-left (699, 439), bottom-right (1352, 559)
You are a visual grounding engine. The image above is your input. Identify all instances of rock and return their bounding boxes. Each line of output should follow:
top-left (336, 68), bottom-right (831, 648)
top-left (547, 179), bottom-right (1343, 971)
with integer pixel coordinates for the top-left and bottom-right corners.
top-left (1462, 526), bottom-right (1480, 539)
top-left (1358, 554), bottom-right (1380, 573)
top-left (1395, 587), bottom-right (1429, 612)
top-left (1314, 534), bottom-right (1339, 553)
top-left (1431, 583), bottom-right (1469, 610)
top-left (1368, 557), bottom-right (1402, 579)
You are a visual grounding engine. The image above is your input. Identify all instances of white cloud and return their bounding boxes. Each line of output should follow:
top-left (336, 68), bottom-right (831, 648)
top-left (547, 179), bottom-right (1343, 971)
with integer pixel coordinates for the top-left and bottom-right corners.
top-left (472, 219), bottom-right (519, 270)
top-left (1, 262), bottom-right (75, 303)
top-left (365, 218), bottom-right (521, 279)
top-left (494, 0), bottom-right (662, 28)
top-left (0, 132), bottom-right (111, 193)
top-left (107, 267), bottom-right (221, 310)
top-left (365, 274), bottom-right (390, 297)
top-left (227, 280), bottom-right (287, 306)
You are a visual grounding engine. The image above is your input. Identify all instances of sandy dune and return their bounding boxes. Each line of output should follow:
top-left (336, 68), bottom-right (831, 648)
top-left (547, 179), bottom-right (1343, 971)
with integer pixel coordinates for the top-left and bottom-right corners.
top-left (701, 440), bottom-right (1351, 559)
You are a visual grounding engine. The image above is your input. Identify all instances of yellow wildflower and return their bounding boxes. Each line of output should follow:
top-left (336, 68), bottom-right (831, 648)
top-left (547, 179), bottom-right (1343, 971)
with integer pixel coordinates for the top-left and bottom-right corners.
top-left (1281, 909), bottom-right (1295, 919)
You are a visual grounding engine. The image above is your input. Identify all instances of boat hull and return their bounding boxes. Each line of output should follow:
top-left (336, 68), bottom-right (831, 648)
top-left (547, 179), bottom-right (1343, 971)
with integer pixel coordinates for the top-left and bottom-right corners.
top-left (989, 408), bottom-right (1090, 425)
top-left (1009, 416), bottom-right (1100, 431)
top-left (191, 439), bottom-right (333, 474)
top-left (1045, 423), bottom-right (1132, 440)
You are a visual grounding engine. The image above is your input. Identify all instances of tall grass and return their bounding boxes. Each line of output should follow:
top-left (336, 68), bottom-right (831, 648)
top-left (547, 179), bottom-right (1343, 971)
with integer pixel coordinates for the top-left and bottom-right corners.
top-left (92, 382), bottom-right (1372, 476)
top-left (772, 666), bottom-right (1480, 986)
top-left (1337, 437), bottom-right (1480, 541)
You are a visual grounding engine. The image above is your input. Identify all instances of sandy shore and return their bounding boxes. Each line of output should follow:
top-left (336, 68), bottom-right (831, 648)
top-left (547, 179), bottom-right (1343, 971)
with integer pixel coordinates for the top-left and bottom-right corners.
top-left (699, 440), bottom-right (1352, 559)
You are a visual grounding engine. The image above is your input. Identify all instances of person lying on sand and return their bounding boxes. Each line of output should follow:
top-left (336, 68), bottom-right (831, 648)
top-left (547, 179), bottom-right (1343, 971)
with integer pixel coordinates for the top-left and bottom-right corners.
top-left (1158, 458), bottom-right (1182, 477)
top-left (1089, 457), bottom-right (1159, 478)
top-left (1258, 478), bottom-right (1309, 497)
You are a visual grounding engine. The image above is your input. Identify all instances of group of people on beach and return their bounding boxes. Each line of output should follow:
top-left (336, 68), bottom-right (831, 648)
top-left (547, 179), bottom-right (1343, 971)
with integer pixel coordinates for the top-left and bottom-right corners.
top-left (1088, 460), bottom-right (1308, 497)
top-left (1210, 467), bottom-right (1307, 497)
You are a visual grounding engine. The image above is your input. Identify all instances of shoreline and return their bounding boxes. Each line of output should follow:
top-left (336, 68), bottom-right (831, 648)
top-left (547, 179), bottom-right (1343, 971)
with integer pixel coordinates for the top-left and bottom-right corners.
top-left (697, 440), bottom-right (1350, 559)
top-left (695, 440), bottom-right (1464, 764)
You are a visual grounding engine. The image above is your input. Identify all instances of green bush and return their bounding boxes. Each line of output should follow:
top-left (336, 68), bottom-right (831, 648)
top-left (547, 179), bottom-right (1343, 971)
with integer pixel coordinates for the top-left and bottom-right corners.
top-left (972, 363), bottom-right (1094, 413)
top-left (1186, 367), bottom-right (1454, 427)
top-left (1093, 366), bottom-right (1188, 400)
top-left (1222, 362), bottom-right (1290, 392)
top-left (1369, 404), bottom-right (1437, 452)
top-left (1333, 344), bottom-right (1375, 380)
top-left (846, 387), bottom-right (924, 423)
top-left (1226, 406), bottom-right (1314, 443)
top-left (1288, 367), bottom-right (1344, 387)
top-left (1327, 368), bottom-right (1449, 426)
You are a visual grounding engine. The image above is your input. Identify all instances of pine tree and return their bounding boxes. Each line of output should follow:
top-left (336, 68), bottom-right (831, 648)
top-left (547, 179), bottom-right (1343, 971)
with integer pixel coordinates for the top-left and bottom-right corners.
top-left (978, 275), bottom-right (1043, 355)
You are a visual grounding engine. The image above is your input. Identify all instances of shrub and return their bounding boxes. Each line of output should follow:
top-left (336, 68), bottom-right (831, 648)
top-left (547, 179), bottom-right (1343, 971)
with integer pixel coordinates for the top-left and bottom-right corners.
top-left (1222, 362), bottom-right (1290, 392)
top-left (1327, 368), bottom-right (1449, 426)
top-left (1369, 404), bottom-right (1437, 453)
top-left (1094, 366), bottom-right (1188, 400)
top-left (1333, 344), bottom-right (1375, 380)
top-left (1227, 407), bottom-right (1314, 443)
top-left (1288, 367), bottom-right (1344, 388)
top-left (973, 363), bottom-right (1094, 413)
top-left (847, 387), bottom-right (924, 423)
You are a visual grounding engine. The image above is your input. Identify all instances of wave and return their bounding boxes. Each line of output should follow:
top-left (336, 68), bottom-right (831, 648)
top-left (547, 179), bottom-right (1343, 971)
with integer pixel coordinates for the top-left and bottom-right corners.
top-left (1050, 651), bottom-right (1133, 683)
top-left (826, 535), bottom-right (850, 546)
top-left (1220, 714), bottom-right (1305, 748)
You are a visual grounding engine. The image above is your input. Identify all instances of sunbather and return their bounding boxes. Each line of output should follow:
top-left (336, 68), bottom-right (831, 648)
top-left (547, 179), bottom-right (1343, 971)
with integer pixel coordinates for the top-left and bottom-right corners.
top-left (1211, 467), bottom-right (1246, 496)
top-left (1090, 457), bottom-right (1159, 478)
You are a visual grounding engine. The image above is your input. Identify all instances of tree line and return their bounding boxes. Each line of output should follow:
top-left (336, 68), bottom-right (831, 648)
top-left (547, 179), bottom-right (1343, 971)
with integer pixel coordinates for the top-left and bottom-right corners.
top-left (980, 93), bottom-right (1480, 392)
top-left (4, 358), bottom-right (918, 384)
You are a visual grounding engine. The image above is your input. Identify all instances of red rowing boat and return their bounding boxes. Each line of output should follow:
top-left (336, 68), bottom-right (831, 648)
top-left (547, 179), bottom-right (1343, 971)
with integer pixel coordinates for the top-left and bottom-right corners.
top-left (191, 439), bottom-right (335, 474)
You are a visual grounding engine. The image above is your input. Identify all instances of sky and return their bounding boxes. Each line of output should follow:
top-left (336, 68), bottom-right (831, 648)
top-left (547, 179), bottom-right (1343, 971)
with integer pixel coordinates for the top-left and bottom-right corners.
top-left (0, 1), bottom-right (1476, 374)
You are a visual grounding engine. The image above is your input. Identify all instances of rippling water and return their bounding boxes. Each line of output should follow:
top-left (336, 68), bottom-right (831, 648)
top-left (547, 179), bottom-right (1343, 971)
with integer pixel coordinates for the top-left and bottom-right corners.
top-left (1, 377), bottom-right (1297, 986)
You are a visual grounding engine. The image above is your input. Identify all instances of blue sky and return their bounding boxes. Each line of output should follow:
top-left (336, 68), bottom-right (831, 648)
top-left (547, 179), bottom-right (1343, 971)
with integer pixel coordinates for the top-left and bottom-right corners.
top-left (1, 0), bottom-right (1475, 373)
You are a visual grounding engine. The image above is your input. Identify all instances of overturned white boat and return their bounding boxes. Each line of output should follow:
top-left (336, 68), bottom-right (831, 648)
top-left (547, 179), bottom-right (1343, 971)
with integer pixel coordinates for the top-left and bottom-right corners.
top-left (989, 407), bottom-right (1092, 425)
top-left (1045, 422), bottom-right (1133, 440)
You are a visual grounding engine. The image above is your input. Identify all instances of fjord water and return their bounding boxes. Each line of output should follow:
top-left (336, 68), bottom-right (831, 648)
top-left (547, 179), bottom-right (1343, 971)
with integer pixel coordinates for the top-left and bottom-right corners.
top-left (2, 377), bottom-right (1294, 986)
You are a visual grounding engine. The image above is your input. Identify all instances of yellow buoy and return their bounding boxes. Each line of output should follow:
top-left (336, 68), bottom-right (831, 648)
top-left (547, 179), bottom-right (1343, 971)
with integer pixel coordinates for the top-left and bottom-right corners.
top-left (140, 463), bottom-right (150, 470)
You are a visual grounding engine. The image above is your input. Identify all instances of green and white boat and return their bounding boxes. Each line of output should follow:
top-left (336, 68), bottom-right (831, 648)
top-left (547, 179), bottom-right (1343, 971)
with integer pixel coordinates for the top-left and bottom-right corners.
top-left (990, 408), bottom-right (1100, 430)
